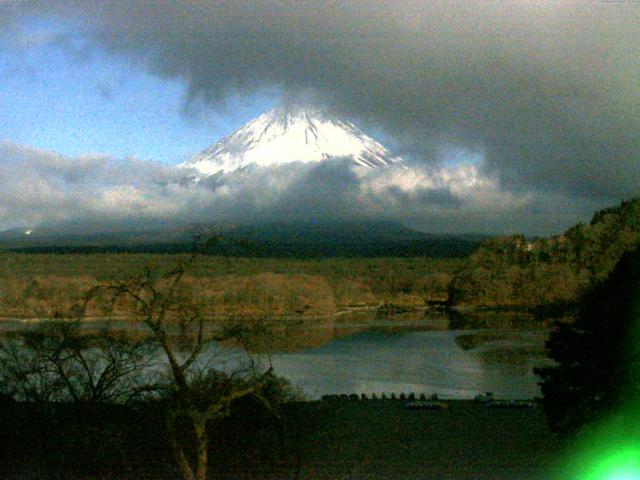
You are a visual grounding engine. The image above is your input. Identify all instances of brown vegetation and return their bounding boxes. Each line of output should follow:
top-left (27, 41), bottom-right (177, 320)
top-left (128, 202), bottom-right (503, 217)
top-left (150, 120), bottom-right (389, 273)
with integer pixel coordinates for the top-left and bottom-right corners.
top-left (0, 255), bottom-right (461, 319)
top-left (3, 197), bottom-right (640, 319)
top-left (449, 197), bottom-right (640, 307)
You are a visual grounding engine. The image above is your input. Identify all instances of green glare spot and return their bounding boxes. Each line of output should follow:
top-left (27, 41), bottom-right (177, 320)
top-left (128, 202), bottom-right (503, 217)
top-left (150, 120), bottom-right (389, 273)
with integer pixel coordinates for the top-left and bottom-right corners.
top-left (582, 447), bottom-right (640, 480)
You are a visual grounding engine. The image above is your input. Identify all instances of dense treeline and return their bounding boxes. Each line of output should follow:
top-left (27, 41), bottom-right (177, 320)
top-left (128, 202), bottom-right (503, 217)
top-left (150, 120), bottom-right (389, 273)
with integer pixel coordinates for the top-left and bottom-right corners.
top-left (8, 238), bottom-right (479, 258)
top-left (2, 197), bottom-right (639, 315)
top-left (449, 197), bottom-right (640, 307)
top-left (0, 256), bottom-right (461, 318)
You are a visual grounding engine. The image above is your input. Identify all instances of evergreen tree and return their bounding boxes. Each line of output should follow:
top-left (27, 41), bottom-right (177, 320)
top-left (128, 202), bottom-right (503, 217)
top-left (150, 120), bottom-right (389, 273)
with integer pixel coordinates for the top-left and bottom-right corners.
top-left (535, 246), bottom-right (640, 434)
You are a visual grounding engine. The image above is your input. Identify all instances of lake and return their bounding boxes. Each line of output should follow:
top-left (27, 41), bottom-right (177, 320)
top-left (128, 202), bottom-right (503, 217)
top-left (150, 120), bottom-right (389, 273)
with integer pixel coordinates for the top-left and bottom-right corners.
top-left (261, 320), bottom-right (550, 400)
top-left (0, 311), bottom-right (552, 400)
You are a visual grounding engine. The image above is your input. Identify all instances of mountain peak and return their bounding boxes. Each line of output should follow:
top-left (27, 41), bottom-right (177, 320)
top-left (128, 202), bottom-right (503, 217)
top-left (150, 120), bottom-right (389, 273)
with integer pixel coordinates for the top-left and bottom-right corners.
top-left (185, 106), bottom-right (402, 175)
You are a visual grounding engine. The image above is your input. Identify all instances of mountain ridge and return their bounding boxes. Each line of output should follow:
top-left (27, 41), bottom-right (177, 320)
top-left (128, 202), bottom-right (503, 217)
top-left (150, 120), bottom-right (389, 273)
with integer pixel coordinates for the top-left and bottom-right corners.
top-left (0, 220), bottom-right (482, 258)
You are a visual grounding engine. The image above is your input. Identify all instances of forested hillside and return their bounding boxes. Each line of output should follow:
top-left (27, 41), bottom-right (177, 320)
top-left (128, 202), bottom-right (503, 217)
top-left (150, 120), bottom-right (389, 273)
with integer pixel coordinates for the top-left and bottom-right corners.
top-left (449, 197), bottom-right (640, 307)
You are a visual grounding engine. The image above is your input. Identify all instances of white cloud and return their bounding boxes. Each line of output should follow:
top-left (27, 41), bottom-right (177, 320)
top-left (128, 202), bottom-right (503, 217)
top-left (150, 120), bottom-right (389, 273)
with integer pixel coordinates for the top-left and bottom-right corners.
top-left (0, 140), bottom-right (599, 235)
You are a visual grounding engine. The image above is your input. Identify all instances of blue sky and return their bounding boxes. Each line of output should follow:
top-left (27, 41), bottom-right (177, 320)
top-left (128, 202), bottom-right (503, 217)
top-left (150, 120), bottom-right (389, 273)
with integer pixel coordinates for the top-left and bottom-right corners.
top-left (0, 17), bottom-right (275, 165)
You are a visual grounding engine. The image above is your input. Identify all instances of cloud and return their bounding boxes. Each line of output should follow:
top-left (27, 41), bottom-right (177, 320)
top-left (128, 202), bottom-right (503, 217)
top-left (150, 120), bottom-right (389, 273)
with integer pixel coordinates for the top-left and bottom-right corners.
top-left (0, 141), bottom-right (194, 228)
top-left (0, 141), bottom-right (601, 235)
top-left (9, 0), bottom-right (638, 207)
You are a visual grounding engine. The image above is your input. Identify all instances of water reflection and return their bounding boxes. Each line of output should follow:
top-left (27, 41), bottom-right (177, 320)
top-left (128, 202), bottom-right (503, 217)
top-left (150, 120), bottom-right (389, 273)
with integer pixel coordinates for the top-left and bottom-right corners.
top-left (0, 310), bottom-right (550, 400)
top-left (263, 312), bottom-right (451, 352)
top-left (266, 328), bottom-right (549, 400)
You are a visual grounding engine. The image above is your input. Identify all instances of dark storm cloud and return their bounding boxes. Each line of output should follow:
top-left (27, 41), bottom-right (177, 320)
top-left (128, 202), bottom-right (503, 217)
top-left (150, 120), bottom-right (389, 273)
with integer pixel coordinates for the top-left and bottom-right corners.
top-left (270, 159), bottom-right (363, 219)
top-left (386, 186), bottom-right (462, 210)
top-left (4, 1), bottom-right (639, 234)
top-left (15, 0), bottom-right (636, 204)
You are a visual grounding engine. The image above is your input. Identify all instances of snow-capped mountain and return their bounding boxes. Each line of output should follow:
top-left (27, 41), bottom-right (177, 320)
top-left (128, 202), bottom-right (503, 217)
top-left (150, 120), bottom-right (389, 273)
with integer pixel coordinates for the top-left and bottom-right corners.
top-left (185, 106), bottom-right (402, 175)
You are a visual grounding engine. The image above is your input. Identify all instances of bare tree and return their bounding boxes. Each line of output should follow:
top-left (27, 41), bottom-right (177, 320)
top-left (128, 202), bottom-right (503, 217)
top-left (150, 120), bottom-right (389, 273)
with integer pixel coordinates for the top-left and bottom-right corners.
top-left (0, 320), bottom-right (154, 407)
top-left (85, 240), bottom-right (281, 480)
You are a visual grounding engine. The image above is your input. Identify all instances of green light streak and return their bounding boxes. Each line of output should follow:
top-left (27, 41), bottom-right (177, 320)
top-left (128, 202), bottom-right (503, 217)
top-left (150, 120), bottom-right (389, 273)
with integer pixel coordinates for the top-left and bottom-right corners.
top-left (580, 446), bottom-right (640, 480)
top-left (557, 407), bottom-right (640, 479)
top-left (555, 261), bottom-right (640, 480)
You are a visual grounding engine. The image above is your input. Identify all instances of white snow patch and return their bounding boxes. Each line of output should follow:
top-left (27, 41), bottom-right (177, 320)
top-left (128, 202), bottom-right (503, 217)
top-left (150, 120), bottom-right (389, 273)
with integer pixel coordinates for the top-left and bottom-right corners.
top-left (183, 107), bottom-right (403, 175)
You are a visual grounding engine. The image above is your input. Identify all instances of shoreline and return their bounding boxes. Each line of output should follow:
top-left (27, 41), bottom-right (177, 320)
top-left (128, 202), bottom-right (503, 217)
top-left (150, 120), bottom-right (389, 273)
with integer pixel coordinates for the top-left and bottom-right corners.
top-left (0, 303), bottom-right (560, 328)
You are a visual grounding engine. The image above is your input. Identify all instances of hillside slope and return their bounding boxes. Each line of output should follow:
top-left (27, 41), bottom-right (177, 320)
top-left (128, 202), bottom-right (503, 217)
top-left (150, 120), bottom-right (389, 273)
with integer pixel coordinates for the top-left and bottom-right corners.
top-left (449, 197), bottom-right (640, 307)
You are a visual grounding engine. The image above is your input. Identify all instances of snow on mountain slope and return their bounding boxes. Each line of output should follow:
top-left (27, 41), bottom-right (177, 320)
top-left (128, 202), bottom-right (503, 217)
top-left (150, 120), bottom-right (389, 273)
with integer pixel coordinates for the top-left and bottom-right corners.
top-left (185, 106), bottom-right (403, 175)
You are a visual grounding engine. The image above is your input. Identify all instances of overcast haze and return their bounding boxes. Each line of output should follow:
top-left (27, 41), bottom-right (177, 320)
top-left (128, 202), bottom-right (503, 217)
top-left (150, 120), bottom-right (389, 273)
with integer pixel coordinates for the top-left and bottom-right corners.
top-left (1, 1), bottom-right (638, 236)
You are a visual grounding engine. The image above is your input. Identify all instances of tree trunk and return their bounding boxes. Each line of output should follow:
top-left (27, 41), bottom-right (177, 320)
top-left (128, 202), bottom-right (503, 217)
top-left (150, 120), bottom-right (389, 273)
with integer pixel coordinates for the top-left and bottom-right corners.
top-left (167, 414), bottom-right (196, 480)
top-left (194, 419), bottom-right (208, 480)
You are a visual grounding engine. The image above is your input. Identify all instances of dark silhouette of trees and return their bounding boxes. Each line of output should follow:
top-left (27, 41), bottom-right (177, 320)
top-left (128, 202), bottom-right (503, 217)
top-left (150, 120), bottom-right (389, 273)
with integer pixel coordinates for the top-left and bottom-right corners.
top-left (84, 236), bottom-right (287, 480)
top-left (0, 231), bottom-right (296, 479)
top-left (0, 321), bottom-right (161, 478)
top-left (0, 320), bottom-right (154, 406)
top-left (535, 246), bottom-right (640, 434)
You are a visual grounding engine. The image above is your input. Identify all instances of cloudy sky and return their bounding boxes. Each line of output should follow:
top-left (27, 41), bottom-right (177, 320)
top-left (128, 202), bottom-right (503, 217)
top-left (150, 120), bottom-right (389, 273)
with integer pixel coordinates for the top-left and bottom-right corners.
top-left (1, 1), bottom-right (638, 236)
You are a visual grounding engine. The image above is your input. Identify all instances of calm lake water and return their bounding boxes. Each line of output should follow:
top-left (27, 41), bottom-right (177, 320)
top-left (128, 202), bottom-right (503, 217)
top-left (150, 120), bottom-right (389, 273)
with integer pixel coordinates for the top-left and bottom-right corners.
top-left (239, 312), bottom-right (551, 399)
top-left (268, 328), bottom-right (549, 399)
top-left (1, 312), bottom-right (552, 400)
